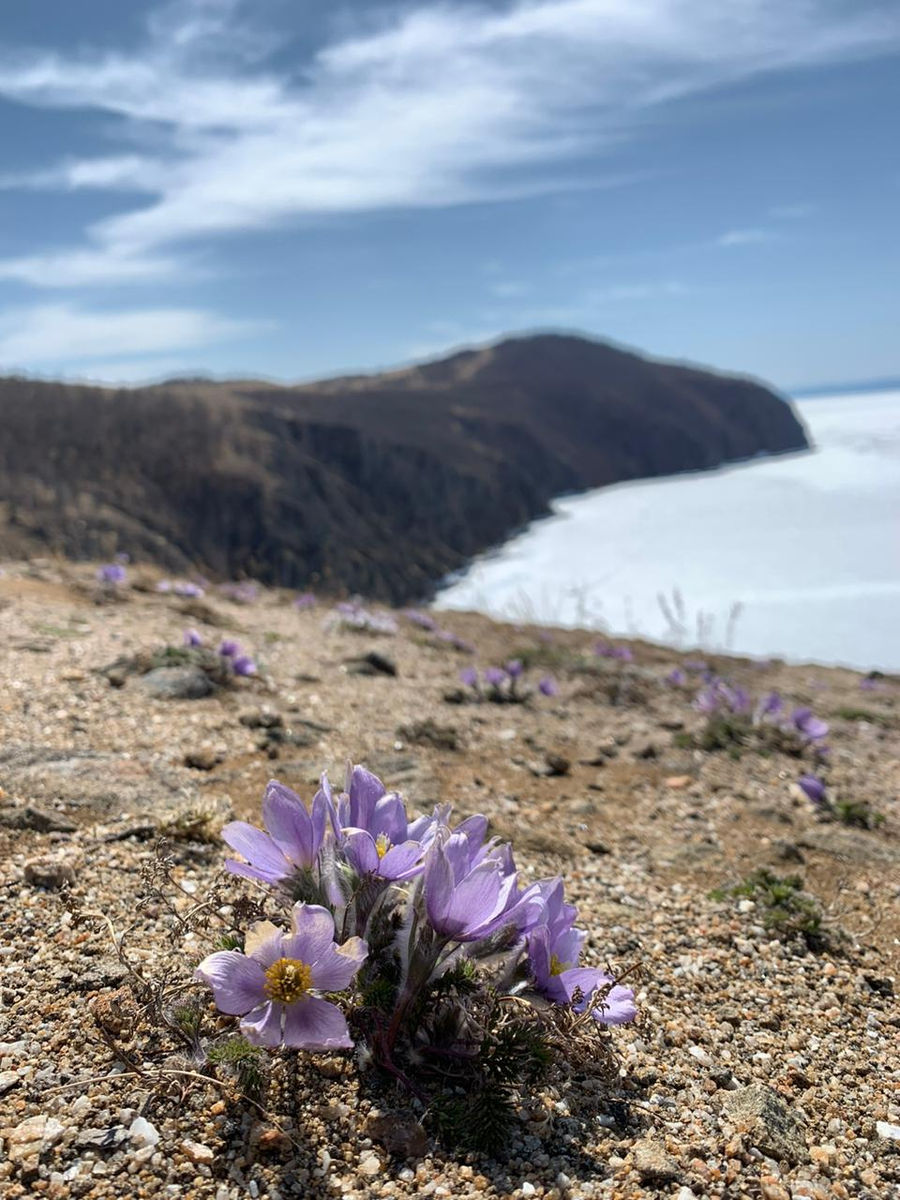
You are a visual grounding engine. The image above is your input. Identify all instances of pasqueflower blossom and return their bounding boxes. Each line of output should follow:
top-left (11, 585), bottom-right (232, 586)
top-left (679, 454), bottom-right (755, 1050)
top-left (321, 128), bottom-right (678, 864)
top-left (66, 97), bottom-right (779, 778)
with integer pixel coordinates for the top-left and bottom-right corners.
top-left (483, 667), bottom-right (506, 689)
top-left (97, 564), bottom-right (126, 585)
top-left (195, 904), bottom-right (366, 1049)
top-left (459, 666), bottom-right (479, 689)
top-left (790, 707), bottom-right (829, 742)
top-left (798, 774), bottom-right (827, 807)
top-left (538, 676), bottom-right (558, 696)
top-left (223, 781), bottom-right (331, 888)
top-left (183, 628), bottom-right (203, 647)
top-left (424, 831), bottom-right (544, 942)
top-left (505, 659), bottom-right (524, 679)
top-left (527, 880), bottom-right (636, 1025)
top-left (232, 654), bottom-right (257, 676)
top-left (219, 639), bottom-right (241, 658)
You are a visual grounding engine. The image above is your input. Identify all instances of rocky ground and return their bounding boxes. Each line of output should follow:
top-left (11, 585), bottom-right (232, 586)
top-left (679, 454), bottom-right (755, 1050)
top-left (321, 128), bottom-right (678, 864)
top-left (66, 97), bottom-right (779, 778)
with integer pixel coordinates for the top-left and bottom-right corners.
top-left (0, 559), bottom-right (897, 1200)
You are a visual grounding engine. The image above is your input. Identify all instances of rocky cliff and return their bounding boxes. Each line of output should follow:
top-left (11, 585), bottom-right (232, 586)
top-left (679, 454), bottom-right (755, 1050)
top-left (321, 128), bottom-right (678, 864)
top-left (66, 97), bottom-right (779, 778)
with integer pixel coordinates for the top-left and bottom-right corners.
top-left (0, 333), bottom-right (808, 600)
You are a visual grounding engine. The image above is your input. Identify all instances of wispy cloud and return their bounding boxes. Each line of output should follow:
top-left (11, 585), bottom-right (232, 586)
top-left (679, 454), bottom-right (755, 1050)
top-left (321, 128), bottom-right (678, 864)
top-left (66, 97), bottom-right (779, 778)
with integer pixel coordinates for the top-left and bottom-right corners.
top-left (0, 302), bottom-right (262, 368)
top-left (0, 0), bottom-right (896, 286)
top-left (716, 227), bottom-right (777, 247)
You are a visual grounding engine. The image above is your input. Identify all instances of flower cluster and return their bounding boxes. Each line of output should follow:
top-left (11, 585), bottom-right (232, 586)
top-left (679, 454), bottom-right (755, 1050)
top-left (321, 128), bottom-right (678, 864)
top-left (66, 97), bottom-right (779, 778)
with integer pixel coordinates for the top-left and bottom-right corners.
top-left (329, 600), bottom-right (398, 636)
top-left (157, 579), bottom-right (205, 598)
top-left (459, 662), bottom-right (557, 702)
top-left (197, 766), bottom-right (635, 1068)
top-left (182, 629), bottom-right (257, 676)
top-left (594, 641), bottom-right (634, 662)
top-left (97, 563), bottom-right (127, 586)
top-left (403, 610), bottom-right (476, 654)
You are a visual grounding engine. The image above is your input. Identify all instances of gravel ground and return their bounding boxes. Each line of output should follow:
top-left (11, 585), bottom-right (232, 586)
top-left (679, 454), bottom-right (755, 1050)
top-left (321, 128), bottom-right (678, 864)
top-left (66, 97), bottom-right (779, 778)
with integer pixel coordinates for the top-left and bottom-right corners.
top-left (0, 560), bottom-right (897, 1199)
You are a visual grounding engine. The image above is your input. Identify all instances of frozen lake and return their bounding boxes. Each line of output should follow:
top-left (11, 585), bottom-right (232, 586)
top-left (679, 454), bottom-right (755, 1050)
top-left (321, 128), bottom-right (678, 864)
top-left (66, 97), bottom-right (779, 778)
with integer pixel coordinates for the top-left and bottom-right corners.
top-left (434, 389), bottom-right (900, 670)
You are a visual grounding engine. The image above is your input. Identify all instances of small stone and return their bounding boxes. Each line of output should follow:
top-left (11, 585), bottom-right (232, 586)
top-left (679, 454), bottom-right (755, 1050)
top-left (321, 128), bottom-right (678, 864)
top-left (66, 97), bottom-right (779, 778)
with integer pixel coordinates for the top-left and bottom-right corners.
top-left (24, 857), bottom-right (76, 890)
top-left (0, 1070), bottom-right (20, 1094)
top-left (0, 805), bottom-right (77, 833)
top-left (759, 1176), bottom-right (790, 1200)
top-left (358, 1152), bottom-right (382, 1177)
top-left (362, 1112), bottom-right (428, 1158)
top-left (182, 1139), bottom-right (214, 1164)
top-left (76, 1127), bottom-right (127, 1151)
top-left (544, 753), bottom-right (571, 776)
top-left (140, 666), bottom-right (215, 699)
top-left (129, 1116), bottom-right (160, 1148)
top-left (876, 1120), bottom-right (900, 1141)
top-left (5, 1114), bottom-right (65, 1166)
top-left (344, 651), bottom-right (397, 677)
top-left (257, 1128), bottom-right (292, 1154)
top-left (184, 747), bottom-right (221, 770)
top-left (723, 1085), bottom-right (806, 1164)
top-left (632, 1136), bottom-right (679, 1182)
top-left (239, 707), bottom-right (284, 729)
top-left (665, 775), bottom-right (692, 789)
top-left (521, 1184), bottom-right (537, 1197)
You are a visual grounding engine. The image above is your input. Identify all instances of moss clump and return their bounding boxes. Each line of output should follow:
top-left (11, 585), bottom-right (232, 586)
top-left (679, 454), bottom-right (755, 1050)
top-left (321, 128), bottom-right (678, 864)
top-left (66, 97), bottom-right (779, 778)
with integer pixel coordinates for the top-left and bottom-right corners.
top-left (712, 869), bottom-right (828, 951)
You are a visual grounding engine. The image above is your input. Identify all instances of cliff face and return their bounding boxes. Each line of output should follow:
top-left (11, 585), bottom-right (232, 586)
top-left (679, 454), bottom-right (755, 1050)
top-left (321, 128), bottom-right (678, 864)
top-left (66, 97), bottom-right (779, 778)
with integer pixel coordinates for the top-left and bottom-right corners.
top-left (0, 334), bottom-right (808, 600)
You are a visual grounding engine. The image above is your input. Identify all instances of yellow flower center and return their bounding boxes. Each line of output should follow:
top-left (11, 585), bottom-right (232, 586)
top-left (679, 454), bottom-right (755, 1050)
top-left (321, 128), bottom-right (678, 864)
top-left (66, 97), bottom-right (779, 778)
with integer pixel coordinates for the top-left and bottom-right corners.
top-left (264, 957), bottom-right (313, 1004)
top-left (374, 833), bottom-right (391, 859)
top-left (549, 954), bottom-right (570, 977)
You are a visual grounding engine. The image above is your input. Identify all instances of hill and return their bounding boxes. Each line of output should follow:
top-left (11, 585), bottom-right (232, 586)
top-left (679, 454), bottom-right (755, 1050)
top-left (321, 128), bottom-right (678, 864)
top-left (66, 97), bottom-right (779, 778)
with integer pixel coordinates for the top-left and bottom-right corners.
top-left (0, 333), bottom-right (808, 600)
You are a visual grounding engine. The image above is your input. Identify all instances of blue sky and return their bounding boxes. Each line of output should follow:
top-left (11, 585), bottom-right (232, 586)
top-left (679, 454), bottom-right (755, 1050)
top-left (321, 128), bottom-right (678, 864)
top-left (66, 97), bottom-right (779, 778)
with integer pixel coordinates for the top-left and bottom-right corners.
top-left (0, 0), bottom-right (897, 391)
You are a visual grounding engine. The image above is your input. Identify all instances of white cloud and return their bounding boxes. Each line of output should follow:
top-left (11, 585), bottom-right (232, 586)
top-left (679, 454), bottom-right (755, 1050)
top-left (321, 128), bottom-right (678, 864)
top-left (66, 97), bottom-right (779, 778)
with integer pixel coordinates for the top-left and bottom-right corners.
top-left (769, 203), bottom-right (814, 219)
top-left (716, 227), bottom-right (776, 247)
top-left (0, 303), bottom-right (262, 367)
top-left (0, 0), bottom-right (896, 285)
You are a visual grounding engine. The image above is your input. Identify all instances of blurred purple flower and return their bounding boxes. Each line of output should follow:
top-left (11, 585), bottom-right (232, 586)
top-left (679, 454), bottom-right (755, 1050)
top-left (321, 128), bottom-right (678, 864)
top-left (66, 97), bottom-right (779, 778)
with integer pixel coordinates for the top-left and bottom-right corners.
top-left (504, 659), bottom-right (524, 679)
top-left (294, 592), bottom-right (316, 610)
top-left (97, 564), bottom-right (126, 585)
top-left (791, 707), bottom-right (829, 742)
top-left (404, 609), bottom-right (438, 632)
top-left (459, 666), bottom-right (479, 689)
top-left (183, 628), bottom-right (203, 647)
top-left (223, 780), bottom-right (331, 888)
top-left (538, 676), bottom-right (558, 697)
top-left (665, 668), bottom-right (686, 687)
top-left (483, 667), bottom-right (506, 688)
top-left (219, 639), bottom-right (241, 658)
top-left (195, 904), bottom-right (366, 1049)
top-left (798, 774), bottom-right (827, 807)
top-left (232, 655), bottom-right (257, 677)
top-left (174, 581), bottom-right (204, 597)
top-left (755, 691), bottom-right (783, 719)
top-left (683, 659), bottom-right (708, 673)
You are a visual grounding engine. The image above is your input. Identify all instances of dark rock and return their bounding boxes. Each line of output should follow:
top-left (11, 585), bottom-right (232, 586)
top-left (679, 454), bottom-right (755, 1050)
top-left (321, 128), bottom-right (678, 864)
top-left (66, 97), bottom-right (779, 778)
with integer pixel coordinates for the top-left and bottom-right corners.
top-left (0, 805), bottom-right (77, 833)
top-left (139, 666), bottom-right (215, 700)
top-left (345, 651), bottom-right (397, 677)
top-left (24, 857), bottom-right (76, 889)
top-left (184, 748), bottom-right (222, 771)
top-left (362, 1111), bottom-right (429, 1159)
top-left (585, 840), bottom-right (611, 856)
top-left (723, 1084), bottom-right (806, 1164)
top-left (396, 719), bottom-right (459, 751)
top-left (773, 839), bottom-right (805, 864)
top-left (544, 752), bottom-right (571, 776)
top-left (864, 975), bottom-right (894, 997)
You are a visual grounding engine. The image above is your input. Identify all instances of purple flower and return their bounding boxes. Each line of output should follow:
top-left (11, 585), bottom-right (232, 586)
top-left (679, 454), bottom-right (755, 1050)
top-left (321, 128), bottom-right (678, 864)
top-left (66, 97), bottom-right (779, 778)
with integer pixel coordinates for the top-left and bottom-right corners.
top-left (97, 564), bottom-right (126, 585)
top-left (483, 667), bottom-right (506, 689)
top-left (404, 609), bottom-right (438, 632)
top-left (294, 592), bottom-right (316, 610)
top-left (798, 774), bottom-right (827, 807)
top-left (527, 880), bottom-right (636, 1025)
top-left (437, 630), bottom-right (476, 653)
top-left (174, 581), bottom-right (205, 597)
top-left (504, 659), bottom-right (524, 679)
top-left (683, 659), bottom-right (708, 673)
top-left (223, 780), bottom-right (332, 889)
top-left (859, 677), bottom-right (880, 692)
top-left (755, 690), bottom-right (782, 720)
top-left (459, 666), bottom-right (479, 689)
top-left (232, 655), bottom-right (257, 677)
top-left (423, 831), bottom-right (544, 942)
top-left (538, 676), bottom-right (558, 697)
top-left (665, 668), bottom-right (686, 687)
top-left (156, 580), bottom-right (172, 593)
top-left (791, 707), bottom-right (829, 742)
top-left (183, 628), bottom-right (203, 647)
top-left (195, 904), bottom-right (367, 1049)
top-left (219, 639), bottom-right (241, 658)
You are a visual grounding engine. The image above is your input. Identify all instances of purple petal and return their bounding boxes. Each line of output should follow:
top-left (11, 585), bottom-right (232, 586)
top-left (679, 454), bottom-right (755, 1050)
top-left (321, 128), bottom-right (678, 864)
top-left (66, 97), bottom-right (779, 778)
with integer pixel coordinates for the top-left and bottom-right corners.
top-left (282, 995), bottom-right (353, 1050)
top-left (288, 903), bottom-right (338, 963)
top-left (225, 858), bottom-right (288, 887)
top-left (309, 937), bottom-right (368, 991)
top-left (343, 829), bottom-right (379, 876)
top-left (222, 821), bottom-right (291, 880)
top-left (194, 951), bottom-right (266, 1015)
top-left (240, 1001), bottom-right (283, 1046)
top-left (346, 765), bottom-right (386, 829)
top-left (423, 841), bottom-right (456, 928)
top-left (371, 792), bottom-right (408, 843)
top-left (263, 781), bottom-right (316, 867)
top-left (592, 984), bottom-right (637, 1026)
top-left (378, 840), bottom-right (426, 880)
